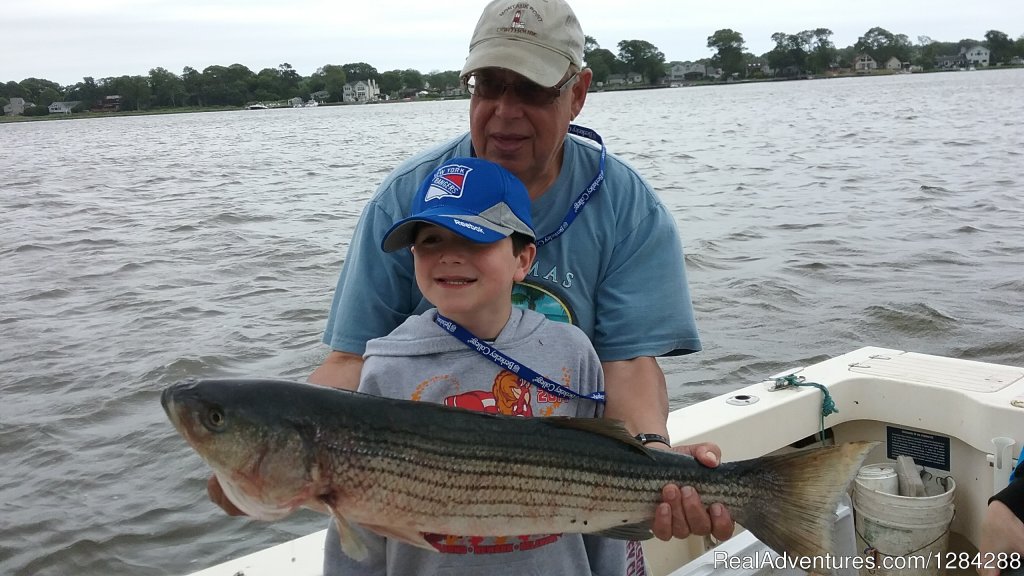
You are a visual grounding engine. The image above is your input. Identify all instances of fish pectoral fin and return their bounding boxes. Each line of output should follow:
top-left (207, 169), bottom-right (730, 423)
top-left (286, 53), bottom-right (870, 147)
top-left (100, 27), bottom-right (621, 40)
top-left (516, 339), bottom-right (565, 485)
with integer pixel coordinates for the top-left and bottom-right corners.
top-left (594, 521), bottom-right (654, 541)
top-left (361, 523), bottom-right (438, 552)
top-left (323, 503), bottom-right (369, 562)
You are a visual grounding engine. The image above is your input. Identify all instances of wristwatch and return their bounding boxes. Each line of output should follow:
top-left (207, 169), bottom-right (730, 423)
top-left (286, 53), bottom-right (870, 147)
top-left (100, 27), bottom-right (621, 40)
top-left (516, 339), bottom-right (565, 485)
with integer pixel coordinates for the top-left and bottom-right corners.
top-left (634, 433), bottom-right (671, 447)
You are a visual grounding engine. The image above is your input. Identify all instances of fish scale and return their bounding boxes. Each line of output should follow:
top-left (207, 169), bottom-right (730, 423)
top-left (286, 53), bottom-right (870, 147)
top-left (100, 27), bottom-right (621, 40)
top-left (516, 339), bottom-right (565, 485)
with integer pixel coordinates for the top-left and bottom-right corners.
top-left (163, 377), bottom-right (875, 561)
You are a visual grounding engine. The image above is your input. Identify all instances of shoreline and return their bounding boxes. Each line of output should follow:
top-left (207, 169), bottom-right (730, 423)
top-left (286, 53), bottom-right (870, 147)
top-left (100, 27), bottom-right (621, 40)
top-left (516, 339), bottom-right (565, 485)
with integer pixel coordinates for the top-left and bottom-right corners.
top-left (3, 66), bottom-right (1020, 124)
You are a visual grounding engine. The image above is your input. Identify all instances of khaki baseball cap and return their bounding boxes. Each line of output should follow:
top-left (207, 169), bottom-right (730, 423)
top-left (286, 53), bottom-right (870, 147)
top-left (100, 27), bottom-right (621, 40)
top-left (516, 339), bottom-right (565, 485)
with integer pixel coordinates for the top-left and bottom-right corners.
top-left (461, 0), bottom-right (584, 87)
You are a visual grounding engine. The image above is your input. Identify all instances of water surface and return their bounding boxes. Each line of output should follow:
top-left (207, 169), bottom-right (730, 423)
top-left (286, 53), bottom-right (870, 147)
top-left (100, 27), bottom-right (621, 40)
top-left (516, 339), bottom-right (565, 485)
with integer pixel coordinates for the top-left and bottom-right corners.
top-left (2, 69), bottom-right (1022, 575)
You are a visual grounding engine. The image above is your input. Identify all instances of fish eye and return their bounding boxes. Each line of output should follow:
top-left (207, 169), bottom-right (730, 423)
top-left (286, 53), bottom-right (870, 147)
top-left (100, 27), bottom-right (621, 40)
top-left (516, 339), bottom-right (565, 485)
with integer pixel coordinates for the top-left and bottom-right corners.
top-left (203, 407), bottom-right (227, 431)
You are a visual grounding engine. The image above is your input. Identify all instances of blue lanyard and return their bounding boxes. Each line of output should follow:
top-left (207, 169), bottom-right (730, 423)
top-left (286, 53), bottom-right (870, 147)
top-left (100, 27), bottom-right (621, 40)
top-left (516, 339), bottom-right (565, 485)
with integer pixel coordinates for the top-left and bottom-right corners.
top-left (434, 312), bottom-right (606, 404)
top-left (534, 124), bottom-right (606, 246)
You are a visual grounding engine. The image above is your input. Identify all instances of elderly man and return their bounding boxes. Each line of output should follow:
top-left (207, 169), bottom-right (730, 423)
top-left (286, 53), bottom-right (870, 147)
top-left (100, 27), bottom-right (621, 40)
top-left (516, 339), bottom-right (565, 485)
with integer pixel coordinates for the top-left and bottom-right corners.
top-left (212, 0), bottom-right (734, 573)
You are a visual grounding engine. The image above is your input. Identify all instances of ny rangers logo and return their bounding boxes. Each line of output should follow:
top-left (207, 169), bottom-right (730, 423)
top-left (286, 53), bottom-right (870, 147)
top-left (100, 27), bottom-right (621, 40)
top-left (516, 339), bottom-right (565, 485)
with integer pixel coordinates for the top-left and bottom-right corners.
top-left (424, 164), bottom-right (473, 201)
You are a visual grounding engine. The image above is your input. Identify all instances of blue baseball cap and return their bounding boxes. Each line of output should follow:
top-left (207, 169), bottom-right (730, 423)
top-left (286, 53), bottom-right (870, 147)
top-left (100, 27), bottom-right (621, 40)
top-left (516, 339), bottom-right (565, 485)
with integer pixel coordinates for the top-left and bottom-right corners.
top-left (381, 157), bottom-right (535, 252)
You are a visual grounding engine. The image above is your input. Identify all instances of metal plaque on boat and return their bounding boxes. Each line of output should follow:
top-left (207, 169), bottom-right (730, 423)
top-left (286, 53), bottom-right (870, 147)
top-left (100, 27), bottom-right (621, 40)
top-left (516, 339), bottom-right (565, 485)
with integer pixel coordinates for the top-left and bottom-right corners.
top-left (886, 426), bottom-right (950, 471)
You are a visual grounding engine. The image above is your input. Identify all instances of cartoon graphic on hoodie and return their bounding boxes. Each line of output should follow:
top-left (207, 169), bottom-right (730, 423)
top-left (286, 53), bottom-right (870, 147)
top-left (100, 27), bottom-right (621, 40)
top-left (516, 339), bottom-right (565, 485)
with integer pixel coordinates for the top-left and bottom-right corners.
top-left (444, 370), bottom-right (534, 416)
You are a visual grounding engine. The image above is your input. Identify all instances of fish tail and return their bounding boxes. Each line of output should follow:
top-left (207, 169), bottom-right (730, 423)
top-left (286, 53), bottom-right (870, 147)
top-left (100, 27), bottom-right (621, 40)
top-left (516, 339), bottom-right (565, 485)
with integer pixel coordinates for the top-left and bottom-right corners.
top-left (734, 441), bottom-right (876, 560)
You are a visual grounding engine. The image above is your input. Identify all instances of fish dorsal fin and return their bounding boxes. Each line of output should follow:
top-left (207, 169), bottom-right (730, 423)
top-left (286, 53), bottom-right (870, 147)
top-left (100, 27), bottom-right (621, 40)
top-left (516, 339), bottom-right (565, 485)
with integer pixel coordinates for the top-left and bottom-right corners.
top-left (541, 417), bottom-right (649, 453)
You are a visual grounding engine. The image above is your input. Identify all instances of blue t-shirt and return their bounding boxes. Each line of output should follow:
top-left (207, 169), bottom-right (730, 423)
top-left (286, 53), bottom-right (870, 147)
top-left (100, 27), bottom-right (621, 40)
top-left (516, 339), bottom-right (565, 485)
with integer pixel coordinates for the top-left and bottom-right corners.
top-left (322, 132), bottom-right (700, 361)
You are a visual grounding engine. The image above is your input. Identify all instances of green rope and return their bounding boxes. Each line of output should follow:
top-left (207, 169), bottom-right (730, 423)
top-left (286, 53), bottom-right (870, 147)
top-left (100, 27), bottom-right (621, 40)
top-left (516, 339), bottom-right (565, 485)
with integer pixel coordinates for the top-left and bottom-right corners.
top-left (773, 374), bottom-right (838, 444)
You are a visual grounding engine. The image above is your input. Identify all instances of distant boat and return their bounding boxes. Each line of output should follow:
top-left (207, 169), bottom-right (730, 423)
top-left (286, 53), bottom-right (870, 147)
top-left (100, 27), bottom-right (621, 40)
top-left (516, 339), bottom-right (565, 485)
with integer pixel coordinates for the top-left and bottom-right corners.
top-left (247, 103), bottom-right (268, 110)
top-left (304, 100), bottom-right (319, 108)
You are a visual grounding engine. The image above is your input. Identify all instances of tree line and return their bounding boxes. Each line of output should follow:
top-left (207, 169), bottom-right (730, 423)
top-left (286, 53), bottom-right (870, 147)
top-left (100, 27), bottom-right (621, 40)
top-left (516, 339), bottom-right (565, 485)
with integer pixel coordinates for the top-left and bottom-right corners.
top-left (1, 63), bottom-right (464, 115)
top-left (588, 28), bottom-right (1023, 84)
top-left (705, 28), bottom-right (1023, 80)
top-left (3, 27), bottom-right (1022, 116)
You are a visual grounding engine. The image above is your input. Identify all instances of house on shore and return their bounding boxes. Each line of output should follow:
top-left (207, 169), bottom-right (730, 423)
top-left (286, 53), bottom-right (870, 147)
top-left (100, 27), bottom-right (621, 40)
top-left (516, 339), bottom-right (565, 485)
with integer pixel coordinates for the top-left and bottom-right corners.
top-left (744, 61), bottom-right (771, 77)
top-left (342, 79), bottom-right (380, 103)
top-left (48, 101), bottom-right (81, 115)
top-left (963, 45), bottom-right (990, 67)
top-left (934, 46), bottom-right (989, 70)
top-left (935, 53), bottom-right (966, 70)
top-left (601, 72), bottom-right (645, 87)
top-left (854, 54), bottom-right (878, 72)
top-left (604, 74), bottom-right (627, 87)
top-left (4, 97), bottom-right (33, 116)
top-left (885, 57), bottom-right (903, 71)
top-left (667, 62), bottom-right (716, 82)
top-left (91, 95), bottom-right (122, 112)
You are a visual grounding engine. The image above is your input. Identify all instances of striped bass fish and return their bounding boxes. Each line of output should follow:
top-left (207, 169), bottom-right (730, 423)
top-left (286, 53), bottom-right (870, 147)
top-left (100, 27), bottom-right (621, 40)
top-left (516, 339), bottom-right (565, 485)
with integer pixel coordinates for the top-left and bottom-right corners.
top-left (162, 378), bottom-right (875, 562)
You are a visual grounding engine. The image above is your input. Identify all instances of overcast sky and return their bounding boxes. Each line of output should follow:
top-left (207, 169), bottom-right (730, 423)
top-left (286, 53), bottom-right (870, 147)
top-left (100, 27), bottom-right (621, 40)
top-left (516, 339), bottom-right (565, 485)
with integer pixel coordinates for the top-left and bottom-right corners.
top-left (5, 0), bottom-right (1023, 85)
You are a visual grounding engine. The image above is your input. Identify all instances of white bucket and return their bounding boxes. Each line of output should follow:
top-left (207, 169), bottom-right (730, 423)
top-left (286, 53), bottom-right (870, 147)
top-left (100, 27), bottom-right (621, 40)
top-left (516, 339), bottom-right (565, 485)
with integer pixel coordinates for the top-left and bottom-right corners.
top-left (856, 464), bottom-right (899, 495)
top-left (853, 474), bottom-right (955, 576)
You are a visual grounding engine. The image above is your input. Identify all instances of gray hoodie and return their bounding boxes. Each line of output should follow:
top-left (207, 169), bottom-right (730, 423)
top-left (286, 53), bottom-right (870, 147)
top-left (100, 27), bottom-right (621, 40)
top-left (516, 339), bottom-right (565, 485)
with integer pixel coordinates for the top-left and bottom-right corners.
top-left (323, 308), bottom-right (648, 576)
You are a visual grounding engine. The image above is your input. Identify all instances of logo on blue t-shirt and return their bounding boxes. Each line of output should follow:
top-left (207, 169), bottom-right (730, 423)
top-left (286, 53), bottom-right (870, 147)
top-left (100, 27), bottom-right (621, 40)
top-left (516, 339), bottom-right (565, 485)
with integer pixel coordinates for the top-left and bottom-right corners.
top-left (512, 281), bottom-right (573, 325)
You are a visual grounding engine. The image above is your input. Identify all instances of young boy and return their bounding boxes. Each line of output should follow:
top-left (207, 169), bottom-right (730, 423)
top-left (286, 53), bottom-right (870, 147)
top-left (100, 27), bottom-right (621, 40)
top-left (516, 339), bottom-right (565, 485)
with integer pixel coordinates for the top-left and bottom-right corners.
top-left (324, 157), bottom-right (635, 574)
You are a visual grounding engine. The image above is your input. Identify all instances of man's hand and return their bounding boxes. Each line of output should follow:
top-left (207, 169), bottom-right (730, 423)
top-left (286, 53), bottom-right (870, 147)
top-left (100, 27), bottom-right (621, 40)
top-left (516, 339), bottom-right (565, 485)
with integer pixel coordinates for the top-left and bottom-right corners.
top-left (207, 475), bottom-right (247, 517)
top-left (601, 358), bottom-right (735, 542)
top-left (978, 500), bottom-right (1024, 576)
top-left (651, 442), bottom-right (734, 542)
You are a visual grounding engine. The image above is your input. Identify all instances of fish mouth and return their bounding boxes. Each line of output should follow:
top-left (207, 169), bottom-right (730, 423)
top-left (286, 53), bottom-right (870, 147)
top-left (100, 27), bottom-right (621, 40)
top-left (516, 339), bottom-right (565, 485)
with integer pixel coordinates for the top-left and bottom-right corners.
top-left (160, 385), bottom-right (174, 411)
top-left (161, 384), bottom-right (179, 425)
top-left (161, 378), bottom-right (201, 432)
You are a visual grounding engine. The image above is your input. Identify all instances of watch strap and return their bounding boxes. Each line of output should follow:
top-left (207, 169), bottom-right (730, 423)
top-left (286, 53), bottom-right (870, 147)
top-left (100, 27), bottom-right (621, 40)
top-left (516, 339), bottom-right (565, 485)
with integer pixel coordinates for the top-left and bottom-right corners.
top-left (634, 433), bottom-right (671, 447)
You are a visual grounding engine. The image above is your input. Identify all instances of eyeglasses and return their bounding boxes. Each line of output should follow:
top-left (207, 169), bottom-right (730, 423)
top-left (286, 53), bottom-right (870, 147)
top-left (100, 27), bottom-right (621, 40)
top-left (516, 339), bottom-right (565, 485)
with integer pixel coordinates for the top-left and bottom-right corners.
top-left (464, 71), bottom-right (579, 106)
